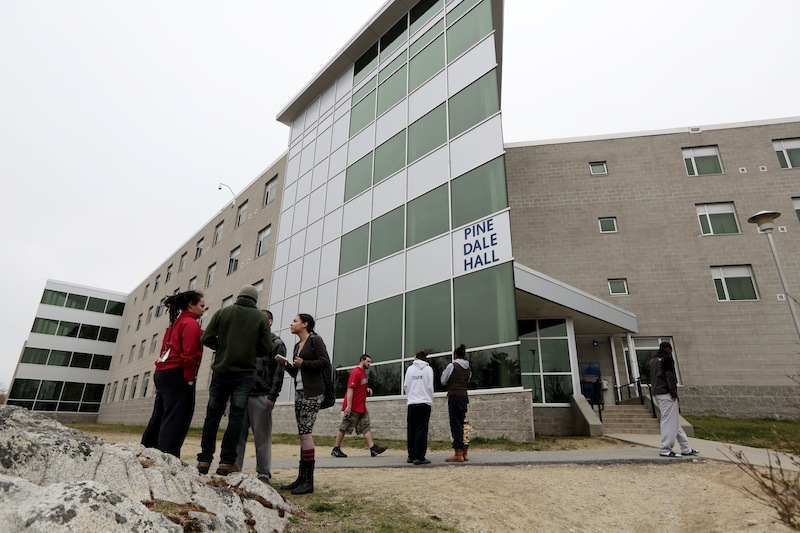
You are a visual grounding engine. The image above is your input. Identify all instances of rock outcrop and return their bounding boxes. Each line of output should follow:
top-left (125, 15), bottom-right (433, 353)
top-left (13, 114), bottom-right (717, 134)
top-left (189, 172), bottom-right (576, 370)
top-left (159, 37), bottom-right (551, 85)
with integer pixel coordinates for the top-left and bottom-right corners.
top-left (0, 406), bottom-right (292, 532)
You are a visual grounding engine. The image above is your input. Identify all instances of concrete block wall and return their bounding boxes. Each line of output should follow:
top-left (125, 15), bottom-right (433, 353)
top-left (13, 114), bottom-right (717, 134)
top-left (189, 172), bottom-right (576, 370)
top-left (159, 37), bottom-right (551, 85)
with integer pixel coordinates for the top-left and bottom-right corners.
top-left (532, 406), bottom-right (572, 436)
top-left (681, 385), bottom-right (800, 419)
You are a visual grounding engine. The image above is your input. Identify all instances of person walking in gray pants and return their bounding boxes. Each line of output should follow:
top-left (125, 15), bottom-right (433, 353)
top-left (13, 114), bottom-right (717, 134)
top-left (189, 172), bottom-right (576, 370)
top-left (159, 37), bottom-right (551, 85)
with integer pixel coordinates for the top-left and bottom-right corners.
top-left (235, 310), bottom-right (285, 482)
top-left (649, 341), bottom-right (698, 458)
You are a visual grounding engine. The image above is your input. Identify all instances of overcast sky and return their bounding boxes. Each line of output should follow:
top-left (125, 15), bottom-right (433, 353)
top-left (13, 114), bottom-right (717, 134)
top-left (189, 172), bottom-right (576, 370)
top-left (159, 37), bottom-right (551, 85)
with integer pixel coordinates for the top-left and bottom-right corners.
top-left (2, 0), bottom-right (799, 390)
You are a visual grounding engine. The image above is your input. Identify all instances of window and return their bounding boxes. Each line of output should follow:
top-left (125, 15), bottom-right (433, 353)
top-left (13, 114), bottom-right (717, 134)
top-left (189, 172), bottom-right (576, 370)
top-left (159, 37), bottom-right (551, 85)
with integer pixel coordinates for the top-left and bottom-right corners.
top-left (454, 262), bottom-right (517, 348)
top-left (65, 293), bottom-right (88, 310)
top-left (57, 321), bottom-right (79, 337)
top-left (78, 324), bottom-right (99, 340)
top-left (446, 0), bottom-right (492, 62)
top-left (696, 203), bottom-right (740, 235)
top-left (146, 306), bottom-right (154, 325)
top-left (47, 350), bottom-right (70, 366)
top-left (98, 327), bottom-right (118, 342)
top-left (712, 265), bottom-right (758, 301)
top-left (195, 238), bottom-right (204, 260)
top-left (22, 347), bottom-right (49, 364)
top-left (142, 372), bottom-right (151, 398)
top-left (624, 337), bottom-right (677, 384)
top-left (774, 139), bottom-right (800, 169)
top-left (222, 295), bottom-right (234, 308)
top-left (520, 319), bottom-right (571, 403)
top-left (130, 375), bottom-right (138, 399)
top-left (407, 184), bottom-right (449, 246)
top-left (149, 333), bottom-right (159, 355)
top-left (92, 355), bottom-right (112, 370)
top-left (451, 156), bottom-right (508, 228)
top-left (165, 265), bottom-right (173, 283)
top-left (349, 88), bottom-right (377, 137)
top-left (380, 16), bottom-right (408, 62)
top-left (143, 284), bottom-right (150, 299)
top-left (138, 340), bottom-right (146, 359)
top-left (31, 318), bottom-right (58, 335)
top-left (370, 207), bottom-right (404, 262)
top-left (448, 69), bottom-right (499, 138)
top-left (374, 130), bottom-right (406, 184)
top-left (71, 352), bottom-right (92, 368)
top-left (129, 345), bottom-right (135, 363)
top-left (345, 152), bottom-right (374, 202)
top-left (405, 281), bottom-right (451, 356)
top-left (154, 275), bottom-right (160, 292)
top-left (110, 382), bottom-right (118, 402)
top-left (188, 277), bottom-right (197, 291)
top-left (105, 300), bottom-right (125, 316)
top-left (155, 301), bottom-right (164, 318)
top-left (353, 43), bottom-right (378, 86)
top-left (793, 197), bottom-right (800, 223)
top-left (86, 297), bottom-right (106, 313)
top-left (237, 201), bottom-right (248, 227)
top-left (206, 263), bottom-right (217, 288)
top-left (136, 314), bottom-right (142, 331)
top-left (120, 379), bottom-right (128, 402)
top-left (408, 103), bottom-right (446, 164)
top-left (339, 224), bottom-right (370, 275)
top-left (599, 217), bottom-right (618, 233)
top-left (214, 221), bottom-right (224, 245)
top-left (41, 289), bottom-right (67, 306)
top-left (683, 146), bottom-right (722, 176)
top-left (377, 65), bottom-right (407, 116)
top-left (335, 306), bottom-right (366, 362)
top-left (228, 247), bottom-right (241, 275)
top-left (608, 278), bottom-right (629, 295)
top-left (409, 32), bottom-right (445, 92)
top-left (264, 176), bottom-right (278, 205)
top-left (257, 226), bottom-right (271, 257)
top-left (589, 162), bottom-right (608, 175)
top-left (179, 252), bottom-right (187, 272)
top-left (366, 296), bottom-right (403, 362)
top-left (253, 280), bottom-right (264, 305)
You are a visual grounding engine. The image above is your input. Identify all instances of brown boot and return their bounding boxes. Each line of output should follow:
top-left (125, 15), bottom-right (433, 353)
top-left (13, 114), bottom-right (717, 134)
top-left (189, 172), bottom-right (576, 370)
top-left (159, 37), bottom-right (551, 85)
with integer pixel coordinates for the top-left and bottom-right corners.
top-left (462, 446), bottom-right (469, 461)
top-left (445, 449), bottom-right (465, 463)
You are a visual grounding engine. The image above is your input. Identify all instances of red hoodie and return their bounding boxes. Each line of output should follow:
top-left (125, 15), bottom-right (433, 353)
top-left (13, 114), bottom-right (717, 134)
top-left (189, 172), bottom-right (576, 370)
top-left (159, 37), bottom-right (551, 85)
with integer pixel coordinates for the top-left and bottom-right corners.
top-left (154, 310), bottom-right (204, 382)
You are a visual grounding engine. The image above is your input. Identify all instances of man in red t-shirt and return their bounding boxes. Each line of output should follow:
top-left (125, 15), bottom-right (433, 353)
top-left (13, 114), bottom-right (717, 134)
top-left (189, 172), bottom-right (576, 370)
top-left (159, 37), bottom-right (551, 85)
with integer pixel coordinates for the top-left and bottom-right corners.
top-left (331, 354), bottom-right (387, 458)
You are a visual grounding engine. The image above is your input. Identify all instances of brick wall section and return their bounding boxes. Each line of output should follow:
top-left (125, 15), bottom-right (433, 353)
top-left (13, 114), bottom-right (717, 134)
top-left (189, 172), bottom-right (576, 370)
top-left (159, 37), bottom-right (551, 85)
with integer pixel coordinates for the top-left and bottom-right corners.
top-left (532, 406), bottom-right (572, 436)
top-left (681, 385), bottom-right (800, 419)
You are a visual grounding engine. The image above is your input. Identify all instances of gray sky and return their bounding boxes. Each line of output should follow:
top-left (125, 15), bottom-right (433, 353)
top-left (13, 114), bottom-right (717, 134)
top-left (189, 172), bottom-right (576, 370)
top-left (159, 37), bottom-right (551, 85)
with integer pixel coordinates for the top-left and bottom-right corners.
top-left (2, 0), bottom-right (799, 390)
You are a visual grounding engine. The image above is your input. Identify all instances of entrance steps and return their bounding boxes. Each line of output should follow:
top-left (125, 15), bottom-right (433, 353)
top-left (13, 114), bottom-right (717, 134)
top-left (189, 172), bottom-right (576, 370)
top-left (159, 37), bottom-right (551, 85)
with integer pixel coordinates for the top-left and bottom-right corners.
top-left (601, 404), bottom-right (660, 434)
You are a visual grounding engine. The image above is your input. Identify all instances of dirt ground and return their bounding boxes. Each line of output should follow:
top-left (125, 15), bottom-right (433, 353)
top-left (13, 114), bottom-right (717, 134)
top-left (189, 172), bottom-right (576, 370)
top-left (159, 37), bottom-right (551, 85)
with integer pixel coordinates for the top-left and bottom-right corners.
top-left (95, 432), bottom-right (791, 533)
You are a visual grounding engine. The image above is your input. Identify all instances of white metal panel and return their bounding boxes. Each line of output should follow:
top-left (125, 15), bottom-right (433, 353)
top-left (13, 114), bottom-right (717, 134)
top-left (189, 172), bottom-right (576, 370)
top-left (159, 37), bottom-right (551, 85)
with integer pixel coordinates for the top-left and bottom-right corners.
top-left (301, 248), bottom-right (321, 291)
top-left (447, 34), bottom-right (496, 97)
top-left (407, 145), bottom-right (449, 201)
top-left (315, 127), bottom-right (333, 164)
top-left (285, 258), bottom-right (303, 297)
top-left (375, 99), bottom-right (408, 146)
top-left (406, 234), bottom-right (452, 291)
top-left (325, 172), bottom-right (345, 214)
top-left (368, 253), bottom-right (405, 302)
top-left (300, 139), bottom-right (316, 177)
top-left (408, 70), bottom-right (447, 124)
top-left (282, 182), bottom-right (297, 212)
top-left (449, 114), bottom-right (504, 179)
top-left (274, 239), bottom-right (290, 268)
top-left (335, 67), bottom-right (354, 102)
top-left (347, 122), bottom-right (376, 165)
top-left (296, 171), bottom-right (313, 201)
top-left (278, 207), bottom-right (294, 242)
top-left (269, 266), bottom-right (287, 303)
top-left (289, 229), bottom-right (306, 263)
top-left (342, 192), bottom-right (372, 234)
top-left (328, 145), bottom-right (348, 180)
top-left (282, 294), bottom-right (300, 330)
top-left (316, 280), bottom-right (338, 319)
top-left (372, 169), bottom-right (406, 219)
top-left (319, 240), bottom-right (341, 284)
top-left (292, 195), bottom-right (310, 234)
top-left (285, 155), bottom-right (301, 187)
top-left (337, 267), bottom-right (369, 312)
top-left (312, 159), bottom-right (329, 191)
top-left (331, 113), bottom-right (350, 151)
top-left (305, 218), bottom-right (324, 253)
top-left (308, 187), bottom-right (327, 225)
top-left (320, 83), bottom-right (336, 115)
top-left (299, 288), bottom-right (318, 318)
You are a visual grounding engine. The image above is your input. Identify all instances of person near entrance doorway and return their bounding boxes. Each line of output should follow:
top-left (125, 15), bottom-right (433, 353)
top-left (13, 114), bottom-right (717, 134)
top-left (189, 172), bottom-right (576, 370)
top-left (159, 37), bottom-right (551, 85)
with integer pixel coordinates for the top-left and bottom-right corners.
top-left (441, 344), bottom-right (471, 462)
top-left (330, 354), bottom-right (387, 458)
top-left (649, 341), bottom-right (698, 458)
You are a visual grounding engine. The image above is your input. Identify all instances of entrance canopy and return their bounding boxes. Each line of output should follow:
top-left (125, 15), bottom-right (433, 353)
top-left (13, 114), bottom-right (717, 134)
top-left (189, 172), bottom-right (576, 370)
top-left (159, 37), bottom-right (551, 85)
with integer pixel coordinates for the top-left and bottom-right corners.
top-left (514, 262), bottom-right (638, 335)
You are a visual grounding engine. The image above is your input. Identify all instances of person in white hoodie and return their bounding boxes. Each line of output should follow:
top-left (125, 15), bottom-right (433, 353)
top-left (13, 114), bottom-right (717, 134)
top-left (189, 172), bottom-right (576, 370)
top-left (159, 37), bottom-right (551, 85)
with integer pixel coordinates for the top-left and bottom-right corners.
top-left (404, 349), bottom-right (434, 465)
top-left (441, 344), bottom-right (471, 463)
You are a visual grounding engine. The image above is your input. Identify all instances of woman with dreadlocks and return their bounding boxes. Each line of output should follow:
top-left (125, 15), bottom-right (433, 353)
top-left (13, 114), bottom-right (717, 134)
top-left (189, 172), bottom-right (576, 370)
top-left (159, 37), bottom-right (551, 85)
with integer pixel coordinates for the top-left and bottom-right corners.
top-left (141, 290), bottom-right (205, 457)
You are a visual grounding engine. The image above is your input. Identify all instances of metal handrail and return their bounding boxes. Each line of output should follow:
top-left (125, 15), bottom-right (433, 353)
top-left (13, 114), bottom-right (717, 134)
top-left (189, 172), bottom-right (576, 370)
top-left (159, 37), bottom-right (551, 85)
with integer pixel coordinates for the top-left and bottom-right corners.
top-left (613, 378), bottom-right (645, 404)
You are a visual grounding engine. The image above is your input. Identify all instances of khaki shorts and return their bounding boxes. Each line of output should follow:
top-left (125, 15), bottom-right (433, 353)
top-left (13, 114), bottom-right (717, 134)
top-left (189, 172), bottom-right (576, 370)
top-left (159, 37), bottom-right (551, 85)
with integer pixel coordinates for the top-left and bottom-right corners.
top-left (338, 410), bottom-right (371, 435)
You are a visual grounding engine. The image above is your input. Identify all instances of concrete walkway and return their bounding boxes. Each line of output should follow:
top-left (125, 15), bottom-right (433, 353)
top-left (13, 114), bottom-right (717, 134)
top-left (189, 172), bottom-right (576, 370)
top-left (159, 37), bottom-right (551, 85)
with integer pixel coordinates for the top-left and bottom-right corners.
top-left (245, 434), bottom-right (797, 471)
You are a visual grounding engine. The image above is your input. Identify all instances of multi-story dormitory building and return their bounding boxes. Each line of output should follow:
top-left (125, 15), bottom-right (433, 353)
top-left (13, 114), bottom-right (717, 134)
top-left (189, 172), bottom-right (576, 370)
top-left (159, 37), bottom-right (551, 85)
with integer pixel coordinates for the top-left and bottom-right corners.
top-left (12, 0), bottom-right (800, 438)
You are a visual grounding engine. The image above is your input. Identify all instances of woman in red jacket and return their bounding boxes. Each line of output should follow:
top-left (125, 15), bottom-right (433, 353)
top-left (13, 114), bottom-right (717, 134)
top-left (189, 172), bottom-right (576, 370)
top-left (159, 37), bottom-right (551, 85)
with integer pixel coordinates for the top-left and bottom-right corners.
top-left (141, 290), bottom-right (205, 457)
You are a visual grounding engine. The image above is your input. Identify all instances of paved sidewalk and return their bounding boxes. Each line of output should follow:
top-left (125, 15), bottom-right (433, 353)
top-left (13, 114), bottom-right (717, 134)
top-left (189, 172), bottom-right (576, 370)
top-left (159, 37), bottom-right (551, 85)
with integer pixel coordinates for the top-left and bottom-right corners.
top-left (245, 435), bottom-right (797, 471)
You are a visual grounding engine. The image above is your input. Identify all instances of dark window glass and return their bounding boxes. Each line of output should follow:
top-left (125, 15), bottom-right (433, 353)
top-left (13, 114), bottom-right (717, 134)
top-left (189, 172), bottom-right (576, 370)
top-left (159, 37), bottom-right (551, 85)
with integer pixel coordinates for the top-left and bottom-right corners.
top-left (41, 289), bottom-right (67, 306)
top-left (454, 263), bottom-right (517, 348)
top-left (37, 380), bottom-right (63, 401)
top-left (446, 0), bottom-right (481, 23)
top-left (57, 321), bottom-right (80, 338)
top-left (407, 184), bottom-right (449, 246)
top-left (91, 355), bottom-right (112, 370)
top-left (65, 293), bottom-right (88, 310)
top-left (367, 363), bottom-right (402, 396)
top-left (451, 156), bottom-right (508, 228)
top-left (57, 403), bottom-right (80, 412)
top-left (83, 383), bottom-right (104, 403)
top-left (31, 318), bottom-right (58, 335)
top-left (539, 319), bottom-right (567, 337)
top-left (335, 368), bottom-right (350, 399)
top-left (425, 355), bottom-right (450, 393)
top-left (366, 295), bottom-right (403, 362)
top-left (34, 401), bottom-right (58, 411)
top-left (467, 345), bottom-right (521, 389)
top-left (410, 18), bottom-right (443, 56)
top-left (21, 347), bottom-right (49, 365)
top-left (379, 16), bottom-right (408, 61)
top-left (334, 306), bottom-right (366, 364)
top-left (6, 400), bottom-right (34, 409)
top-left (61, 382), bottom-right (84, 402)
top-left (543, 375), bottom-right (573, 403)
top-left (405, 280), bottom-right (451, 356)
top-left (47, 350), bottom-right (71, 366)
top-left (79, 403), bottom-right (101, 413)
top-left (98, 327), bottom-right (119, 342)
top-left (354, 44), bottom-right (378, 85)
top-left (78, 324), bottom-right (100, 340)
top-left (105, 301), bottom-right (125, 316)
top-left (410, 0), bottom-right (443, 35)
top-left (86, 297), bottom-right (107, 313)
top-left (71, 352), bottom-right (92, 368)
top-left (9, 379), bottom-right (40, 399)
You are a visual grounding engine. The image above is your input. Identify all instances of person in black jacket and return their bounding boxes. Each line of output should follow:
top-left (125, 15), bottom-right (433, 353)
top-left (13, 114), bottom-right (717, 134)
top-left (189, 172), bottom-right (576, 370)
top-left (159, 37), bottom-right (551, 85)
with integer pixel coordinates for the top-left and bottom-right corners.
top-left (234, 309), bottom-right (285, 483)
top-left (649, 342), bottom-right (698, 458)
top-left (278, 313), bottom-right (330, 495)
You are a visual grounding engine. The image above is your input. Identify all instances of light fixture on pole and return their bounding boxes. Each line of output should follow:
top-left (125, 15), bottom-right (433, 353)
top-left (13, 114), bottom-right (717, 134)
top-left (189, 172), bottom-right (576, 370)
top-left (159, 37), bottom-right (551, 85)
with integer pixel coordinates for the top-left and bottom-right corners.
top-left (747, 210), bottom-right (800, 340)
top-left (218, 182), bottom-right (236, 208)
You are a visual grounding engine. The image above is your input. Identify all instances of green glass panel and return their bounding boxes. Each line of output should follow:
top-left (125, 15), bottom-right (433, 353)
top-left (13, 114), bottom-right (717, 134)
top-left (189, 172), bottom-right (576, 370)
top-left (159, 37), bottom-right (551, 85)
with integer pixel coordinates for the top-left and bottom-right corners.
top-left (379, 52), bottom-right (406, 83)
top-left (98, 327), bottom-right (119, 343)
top-left (56, 321), bottom-right (79, 337)
top-left (540, 339), bottom-right (570, 372)
top-left (698, 214), bottom-right (711, 234)
top-left (466, 346), bottom-right (520, 389)
top-left (379, 17), bottom-right (407, 62)
top-left (22, 347), bottom-right (49, 364)
top-left (590, 162), bottom-right (607, 175)
top-left (377, 65), bottom-right (407, 116)
top-left (409, 34), bottom-right (445, 92)
top-left (374, 130), bottom-right (406, 183)
top-left (339, 224), bottom-right (370, 275)
top-left (407, 184), bottom-right (449, 246)
top-left (599, 218), bottom-right (617, 232)
top-left (41, 289), bottom-right (67, 306)
top-left (451, 156), bottom-right (507, 228)
top-left (366, 295), bottom-right (403, 362)
top-left (776, 150), bottom-right (789, 169)
top-left (726, 277), bottom-right (757, 300)
top-left (538, 319), bottom-right (567, 337)
top-left (334, 306), bottom-right (365, 363)
top-left (354, 44), bottom-right (378, 86)
top-left (786, 148), bottom-right (800, 167)
top-left (609, 280), bottom-right (627, 294)
top-left (446, 0), bottom-right (492, 62)
top-left (32, 318), bottom-right (58, 335)
top-left (91, 355), bottom-right (112, 370)
top-left (47, 350), bottom-right (71, 366)
top-left (61, 382), bottom-right (84, 401)
top-left (106, 301), bottom-right (125, 315)
top-left (520, 339), bottom-right (540, 373)
top-left (407, 103), bottom-right (446, 164)
top-left (522, 374), bottom-right (543, 403)
top-left (86, 297), bottom-right (106, 313)
top-left (353, 76), bottom-right (377, 104)
top-left (410, 0), bottom-right (443, 36)
top-left (446, 0), bottom-right (481, 24)
top-left (345, 152), bottom-right (374, 201)
top-left (543, 375), bottom-right (573, 403)
top-left (78, 324), bottom-right (100, 340)
top-left (709, 213), bottom-right (738, 234)
top-left (454, 263), bottom-right (516, 348)
top-left (349, 89), bottom-right (376, 137)
top-left (684, 158), bottom-right (696, 176)
top-left (695, 155), bottom-right (722, 175)
top-left (37, 380), bottom-right (63, 401)
top-left (714, 278), bottom-right (726, 300)
top-left (449, 70), bottom-right (499, 138)
top-left (367, 363), bottom-right (402, 396)
top-left (71, 352), bottom-right (92, 368)
top-left (405, 280), bottom-right (451, 356)
top-left (10, 379), bottom-right (40, 400)
top-left (410, 18), bottom-right (444, 57)
top-left (65, 293), bottom-right (88, 310)
top-left (370, 206), bottom-right (405, 262)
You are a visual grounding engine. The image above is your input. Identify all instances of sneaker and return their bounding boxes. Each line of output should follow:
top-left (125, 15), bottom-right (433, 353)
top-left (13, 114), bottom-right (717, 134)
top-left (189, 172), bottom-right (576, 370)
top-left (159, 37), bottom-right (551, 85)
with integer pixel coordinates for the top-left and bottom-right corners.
top-left (331, 447), bottom-right (347, 458)
top-left (413, 458), bottom-right (431, 465)
top-left (215, 464), bottom-right (240, 476)
top-left (407, 457), bottom-right (414, 464)
top-left (659, 451), bottom-right (682, 458)
top-left (370, 445), bottom-right (387, 457)
top-left (196, 462), bottom-right (210, 474)
top-left (682, 448), bottom-right (700, 456)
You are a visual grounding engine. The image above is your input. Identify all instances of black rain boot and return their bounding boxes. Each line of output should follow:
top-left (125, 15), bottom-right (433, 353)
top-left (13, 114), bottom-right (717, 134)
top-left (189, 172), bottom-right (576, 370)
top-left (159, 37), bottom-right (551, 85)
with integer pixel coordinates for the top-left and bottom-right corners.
top-left (291, 460), bottom-right (314, 495)
top-left (280, 461), bottom-right (303, 490)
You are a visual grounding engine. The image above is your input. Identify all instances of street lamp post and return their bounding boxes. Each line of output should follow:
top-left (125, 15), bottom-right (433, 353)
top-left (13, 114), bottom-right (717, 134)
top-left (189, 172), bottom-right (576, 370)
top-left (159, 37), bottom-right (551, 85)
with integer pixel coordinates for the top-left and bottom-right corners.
top-left (747, 210), bottom-right (800, 341)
